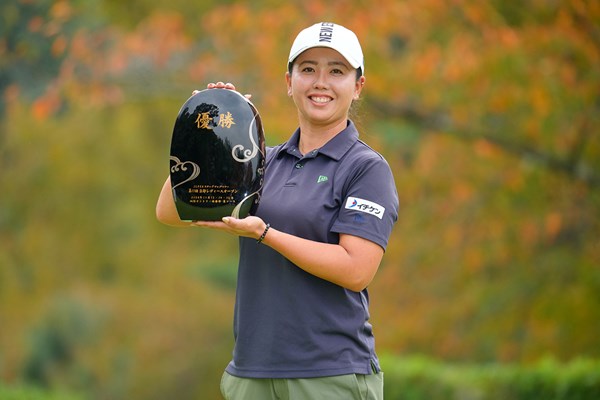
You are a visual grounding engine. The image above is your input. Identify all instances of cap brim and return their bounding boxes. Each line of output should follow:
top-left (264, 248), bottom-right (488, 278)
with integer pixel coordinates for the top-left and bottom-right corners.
top-left (288, 44), bottom-right (362, 70)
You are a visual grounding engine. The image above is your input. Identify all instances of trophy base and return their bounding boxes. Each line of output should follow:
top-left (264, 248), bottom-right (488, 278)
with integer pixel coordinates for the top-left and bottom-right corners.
top-left (174, 191), bottom-right (256, 221)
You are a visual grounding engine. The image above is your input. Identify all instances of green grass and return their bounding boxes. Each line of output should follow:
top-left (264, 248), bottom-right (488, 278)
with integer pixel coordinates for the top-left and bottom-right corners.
top-left (0, 384), bottom-right (84, 400)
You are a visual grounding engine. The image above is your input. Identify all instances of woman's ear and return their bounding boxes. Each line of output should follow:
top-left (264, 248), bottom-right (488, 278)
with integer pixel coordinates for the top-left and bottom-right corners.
top-left (285, 71), bottom-right (293, 96)
top-left (354, 75), bottom-right (366, 100)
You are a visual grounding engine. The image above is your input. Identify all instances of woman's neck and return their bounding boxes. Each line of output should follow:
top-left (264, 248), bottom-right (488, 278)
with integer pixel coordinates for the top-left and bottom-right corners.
top-left (297, 119), bottom-right (347, 155)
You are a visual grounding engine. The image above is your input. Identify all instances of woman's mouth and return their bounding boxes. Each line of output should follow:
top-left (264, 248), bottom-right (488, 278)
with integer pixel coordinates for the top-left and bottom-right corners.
top-left (310, 95), bottom-right (333, 104)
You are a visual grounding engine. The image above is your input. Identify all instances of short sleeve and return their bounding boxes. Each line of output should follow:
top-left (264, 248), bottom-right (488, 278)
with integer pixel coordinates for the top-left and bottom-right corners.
top-left (331, 154), bottom-right (399, 250)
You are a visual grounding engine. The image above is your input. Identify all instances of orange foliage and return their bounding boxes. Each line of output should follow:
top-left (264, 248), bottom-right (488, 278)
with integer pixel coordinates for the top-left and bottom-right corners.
top-left (545, 212), bottom-right (562, 241)
top-left (27, 16), bottom-right (44, 33)
top-left (32, 88), bottom-right (62, 120)
top-left (3, 1), bottom-right (599, 383)
top-left (50, 0), bottom-right (73, 20)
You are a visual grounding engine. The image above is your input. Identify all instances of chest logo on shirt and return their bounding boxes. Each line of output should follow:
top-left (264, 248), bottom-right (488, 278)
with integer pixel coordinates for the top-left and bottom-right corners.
top-left (317, 175), bottom-right (329, 183)
top-left (345, 197), bottom-right (385, 219)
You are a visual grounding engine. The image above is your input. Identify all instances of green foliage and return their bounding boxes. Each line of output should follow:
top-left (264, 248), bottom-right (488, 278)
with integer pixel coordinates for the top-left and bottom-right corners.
top-left (381, 355), bottom-right (600, 400)
top-left (0, 0), bottom-right (105, 115)
top-left (22, 297), bottom-right (103, 389)
top-left (1, 1), bottom-right (599, 399)
top-left (0, 0), bottom-right (61, 92)
top-left (0, 97), bottom-right (236, 399)
top-left (0, 384), bottom-right (84, 400)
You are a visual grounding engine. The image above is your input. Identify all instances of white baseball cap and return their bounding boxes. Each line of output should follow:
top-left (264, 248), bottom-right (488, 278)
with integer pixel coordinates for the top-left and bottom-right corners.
top-left (288, 22), bottom-right (365, 74)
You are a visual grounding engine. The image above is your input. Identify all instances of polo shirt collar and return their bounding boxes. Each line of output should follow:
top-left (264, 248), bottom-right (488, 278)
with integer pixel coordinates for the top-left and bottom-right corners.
top-left (279, 120), bottom-right (359, 161)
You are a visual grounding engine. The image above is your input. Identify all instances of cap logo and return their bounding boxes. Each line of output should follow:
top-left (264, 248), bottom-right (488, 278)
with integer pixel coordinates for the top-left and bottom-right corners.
top-left (319, 22), bottom-right (335, 43)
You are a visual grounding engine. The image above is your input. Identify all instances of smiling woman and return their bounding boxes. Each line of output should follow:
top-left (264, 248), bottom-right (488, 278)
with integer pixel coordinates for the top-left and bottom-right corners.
top-left (286, 47), bottom-right (365, 147)
top-left (285, 23), bottom-right (366, 152)
top-left (156, 21), bottom-right (398, 400)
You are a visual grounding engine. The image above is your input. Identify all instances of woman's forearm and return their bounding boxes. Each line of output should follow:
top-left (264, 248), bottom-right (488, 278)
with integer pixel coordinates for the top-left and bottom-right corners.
top-left (260, 226), bottom-right (383, 292)
top-left (156, 176), bottom-right (193, 227)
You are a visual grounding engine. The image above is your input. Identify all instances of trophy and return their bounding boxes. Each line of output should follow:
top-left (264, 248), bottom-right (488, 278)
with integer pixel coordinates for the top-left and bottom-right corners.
top-left (169, 89), bottom-right (265, 221)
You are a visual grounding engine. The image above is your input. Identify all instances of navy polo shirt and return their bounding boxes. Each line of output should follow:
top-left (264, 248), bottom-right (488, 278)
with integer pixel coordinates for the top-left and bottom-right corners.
top-left (225, 120), bottom-right (399, 379)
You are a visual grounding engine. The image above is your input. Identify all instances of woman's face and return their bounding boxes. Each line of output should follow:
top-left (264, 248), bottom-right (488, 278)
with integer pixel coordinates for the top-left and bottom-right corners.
top-left (286, 47), bottom-right (365, 130)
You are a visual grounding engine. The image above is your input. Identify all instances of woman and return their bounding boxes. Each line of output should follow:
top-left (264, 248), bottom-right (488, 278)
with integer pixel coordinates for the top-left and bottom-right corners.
top-left (156, 22), bottom-right (398, 400)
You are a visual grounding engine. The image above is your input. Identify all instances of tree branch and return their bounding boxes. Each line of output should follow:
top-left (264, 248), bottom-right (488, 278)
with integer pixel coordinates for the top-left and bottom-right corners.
top-left (366, 98), bottom-right (599, 187)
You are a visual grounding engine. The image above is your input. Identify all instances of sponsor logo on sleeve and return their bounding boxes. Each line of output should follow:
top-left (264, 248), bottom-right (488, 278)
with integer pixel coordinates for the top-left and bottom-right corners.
top-left (345, 197), bottom-right (385, 219)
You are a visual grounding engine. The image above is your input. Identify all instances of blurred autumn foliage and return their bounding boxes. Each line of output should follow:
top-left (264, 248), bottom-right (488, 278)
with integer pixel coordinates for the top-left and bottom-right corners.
top-left (1, 0), bottom-right (599, 399)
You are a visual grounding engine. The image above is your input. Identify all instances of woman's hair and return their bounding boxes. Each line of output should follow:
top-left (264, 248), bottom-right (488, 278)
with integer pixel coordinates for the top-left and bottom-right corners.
top-left (287, 62), bottom-right (363, 81)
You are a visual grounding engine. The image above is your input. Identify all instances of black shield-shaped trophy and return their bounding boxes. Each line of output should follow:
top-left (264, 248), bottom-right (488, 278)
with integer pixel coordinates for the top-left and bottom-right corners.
top-left (169, 89), bottom-right (265, 221)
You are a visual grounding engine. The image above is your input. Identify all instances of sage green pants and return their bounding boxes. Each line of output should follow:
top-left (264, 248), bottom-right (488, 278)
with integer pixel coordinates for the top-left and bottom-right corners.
top-left (220, 371), bottom-right (384, 400)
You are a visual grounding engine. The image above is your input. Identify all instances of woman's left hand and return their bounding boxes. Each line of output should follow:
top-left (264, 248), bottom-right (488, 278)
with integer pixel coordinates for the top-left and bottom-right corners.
top-left (193, 216), bottom-right (266, 240)
top-left (192, 82), bottom-right (252, 99)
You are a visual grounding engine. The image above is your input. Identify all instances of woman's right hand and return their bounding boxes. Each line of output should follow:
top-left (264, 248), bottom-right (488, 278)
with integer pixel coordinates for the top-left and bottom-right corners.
top-left (193, 216), bottom-right (267, 241)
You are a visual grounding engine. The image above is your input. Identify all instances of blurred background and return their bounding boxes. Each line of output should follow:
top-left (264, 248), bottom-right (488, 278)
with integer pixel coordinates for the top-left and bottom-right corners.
top-left (1, 0), bottom-right (599, 399)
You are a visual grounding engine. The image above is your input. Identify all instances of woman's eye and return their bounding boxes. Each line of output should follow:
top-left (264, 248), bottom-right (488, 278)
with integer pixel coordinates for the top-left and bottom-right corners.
top-left (301, 67), bottom-right (315, 73)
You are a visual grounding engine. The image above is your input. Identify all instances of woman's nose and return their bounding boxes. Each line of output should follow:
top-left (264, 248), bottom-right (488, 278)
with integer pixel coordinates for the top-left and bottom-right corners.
top-left (313, 70), bottom-right (329, 89)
